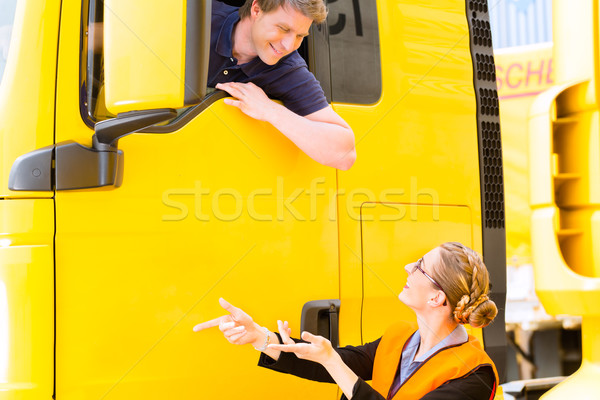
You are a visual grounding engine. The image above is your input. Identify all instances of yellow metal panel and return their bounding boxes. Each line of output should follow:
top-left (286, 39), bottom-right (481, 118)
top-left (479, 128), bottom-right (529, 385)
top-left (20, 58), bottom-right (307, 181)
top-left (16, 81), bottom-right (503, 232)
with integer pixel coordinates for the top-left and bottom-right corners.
top-left (495, 43), bottom-right (554, 101)
top-left (527, 10), bottom-right (600, 389)
top-left (103, 0), bottom-right (186, 114)
top-left (531, 0), bottom-right (600, 393)
top-left (0, 199), bottom-right (54, 399)
top-left (56, 3), bottom-right (341, 397)
top-left (552, 0), bottom-right (598, 107)
top-left (54, 102), bottom-right (340, 399)
top-left (495, 43), bottom-right (555, 264)
top-left (530, 208), bottom-right (600, 311)
top-left (0, 0), bottom-right (60, 198)
top-left (336, 0), bottom-right (484, 345)
top-left (529, 83), bottom-right (575, 207)
top-left (55, 3), bottom-right (341, 393)
top-left (529, 80), bottom-right (600, 290)
top-left (360, 204), bottom-right (479, 343)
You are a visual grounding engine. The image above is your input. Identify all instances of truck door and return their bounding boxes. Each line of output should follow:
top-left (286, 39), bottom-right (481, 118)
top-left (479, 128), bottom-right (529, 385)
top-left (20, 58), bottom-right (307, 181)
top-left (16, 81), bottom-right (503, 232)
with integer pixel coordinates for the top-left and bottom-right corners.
top-left (51, 1), bottom-right (339, 399)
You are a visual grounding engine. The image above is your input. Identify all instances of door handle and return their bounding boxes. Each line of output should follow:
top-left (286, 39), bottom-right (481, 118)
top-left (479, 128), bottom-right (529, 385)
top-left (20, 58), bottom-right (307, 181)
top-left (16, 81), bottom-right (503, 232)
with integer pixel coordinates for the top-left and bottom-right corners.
top-left (300, 299), bottom-right (341, 348)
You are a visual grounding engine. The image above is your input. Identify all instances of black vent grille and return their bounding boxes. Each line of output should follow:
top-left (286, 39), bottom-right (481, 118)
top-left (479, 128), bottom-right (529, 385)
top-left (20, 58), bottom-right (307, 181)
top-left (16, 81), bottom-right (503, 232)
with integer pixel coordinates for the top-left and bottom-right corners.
top-left (472, 18), bottom-right (492, 47)
top-left (476, 54), bottom-right (496, 82)
top-left (482, 121), bottom-right (504, 228)
top-left (467, 0), bottom-right (505, 230)
top-left (479, 88), bottom-right (500, 116)
top-left (469, 0), bottom-right (488, 13)
top-left (466, 2), bottom-right (507, 383)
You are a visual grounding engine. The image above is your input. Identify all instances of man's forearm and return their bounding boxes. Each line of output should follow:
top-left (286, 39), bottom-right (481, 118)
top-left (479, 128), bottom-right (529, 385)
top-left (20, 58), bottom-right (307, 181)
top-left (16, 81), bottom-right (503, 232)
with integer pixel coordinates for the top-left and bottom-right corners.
top-left (267, 103), bottom-right (356, 170)
top-left (215, 82), bottom-right (356, 169)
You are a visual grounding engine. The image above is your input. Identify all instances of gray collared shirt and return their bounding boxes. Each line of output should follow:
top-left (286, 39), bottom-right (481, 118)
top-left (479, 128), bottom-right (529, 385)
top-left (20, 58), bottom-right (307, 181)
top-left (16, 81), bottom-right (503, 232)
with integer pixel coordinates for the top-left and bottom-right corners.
top-left (399, 324), bottom-right (468, 386)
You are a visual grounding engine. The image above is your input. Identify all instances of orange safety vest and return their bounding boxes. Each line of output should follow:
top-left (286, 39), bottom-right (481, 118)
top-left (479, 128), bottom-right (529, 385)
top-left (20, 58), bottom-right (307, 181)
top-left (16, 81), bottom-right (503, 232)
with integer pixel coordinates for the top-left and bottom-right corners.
top-left (372, 321), bottom-right (499, 400)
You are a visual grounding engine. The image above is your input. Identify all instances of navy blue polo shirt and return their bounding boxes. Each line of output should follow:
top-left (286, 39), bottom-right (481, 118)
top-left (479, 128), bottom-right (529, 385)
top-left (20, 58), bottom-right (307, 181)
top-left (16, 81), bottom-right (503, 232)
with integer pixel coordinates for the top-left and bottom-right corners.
top-left (208, 0), bottom-right (329, 117)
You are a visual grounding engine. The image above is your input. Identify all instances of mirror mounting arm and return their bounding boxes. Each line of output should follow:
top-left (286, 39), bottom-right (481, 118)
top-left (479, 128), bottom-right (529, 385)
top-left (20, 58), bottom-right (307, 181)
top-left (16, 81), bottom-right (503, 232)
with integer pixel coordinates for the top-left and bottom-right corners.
top-left (93, 109), bottom-right (177, 151)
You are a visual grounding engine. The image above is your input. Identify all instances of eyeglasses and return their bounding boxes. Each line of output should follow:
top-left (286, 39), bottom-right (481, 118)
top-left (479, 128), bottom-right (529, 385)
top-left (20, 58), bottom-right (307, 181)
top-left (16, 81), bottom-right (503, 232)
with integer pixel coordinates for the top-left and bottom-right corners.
top-left (412, 258), bottom-right (445, 293)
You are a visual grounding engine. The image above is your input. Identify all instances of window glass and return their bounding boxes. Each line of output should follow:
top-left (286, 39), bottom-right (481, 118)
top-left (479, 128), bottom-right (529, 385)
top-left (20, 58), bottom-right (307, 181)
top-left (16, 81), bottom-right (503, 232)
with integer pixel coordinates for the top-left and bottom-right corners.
top-left (327, 0), bottom-right (382, 104)
top-left (0, 0), bottom-right (18, 86)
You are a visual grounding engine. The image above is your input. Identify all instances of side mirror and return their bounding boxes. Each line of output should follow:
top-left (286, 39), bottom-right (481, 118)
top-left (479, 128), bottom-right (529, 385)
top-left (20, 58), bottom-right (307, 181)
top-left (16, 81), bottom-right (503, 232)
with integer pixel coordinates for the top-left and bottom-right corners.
top-left (9, 109), bottom-right (177, 191)
top-left (103, 0), bottom-right (211, 113)
top-left (9, 1), bottom-right (211, 192)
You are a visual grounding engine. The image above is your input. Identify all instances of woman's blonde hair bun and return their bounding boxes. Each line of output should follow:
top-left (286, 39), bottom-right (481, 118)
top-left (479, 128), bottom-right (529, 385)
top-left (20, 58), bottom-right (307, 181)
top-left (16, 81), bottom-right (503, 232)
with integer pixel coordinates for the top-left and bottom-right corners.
top-left (435, 242), bottom-right (498, 328)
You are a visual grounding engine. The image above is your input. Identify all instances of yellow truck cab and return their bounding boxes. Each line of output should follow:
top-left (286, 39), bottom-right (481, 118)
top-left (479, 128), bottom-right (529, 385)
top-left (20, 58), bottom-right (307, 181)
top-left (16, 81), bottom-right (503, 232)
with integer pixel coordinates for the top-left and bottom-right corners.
top-left (0, 0), bottom-right (507, 398)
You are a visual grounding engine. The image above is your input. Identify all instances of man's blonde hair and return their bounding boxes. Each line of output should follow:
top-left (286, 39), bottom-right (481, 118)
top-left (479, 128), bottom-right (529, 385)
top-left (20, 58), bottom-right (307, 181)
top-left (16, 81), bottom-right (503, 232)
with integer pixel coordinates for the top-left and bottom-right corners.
top-left (238, 0), bottom-right (328, 24)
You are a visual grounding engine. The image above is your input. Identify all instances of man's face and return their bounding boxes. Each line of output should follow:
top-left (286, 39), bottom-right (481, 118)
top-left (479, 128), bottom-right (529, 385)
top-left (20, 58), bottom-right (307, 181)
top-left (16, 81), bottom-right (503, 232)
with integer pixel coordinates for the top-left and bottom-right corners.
top-left (250, 3), bottom-right (313, 65)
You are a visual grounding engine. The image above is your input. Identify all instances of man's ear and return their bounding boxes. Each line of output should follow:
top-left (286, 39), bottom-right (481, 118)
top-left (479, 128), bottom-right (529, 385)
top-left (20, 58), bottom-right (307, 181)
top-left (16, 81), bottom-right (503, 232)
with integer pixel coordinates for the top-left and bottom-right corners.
top-left (251, 0), bottom-right (261, 18)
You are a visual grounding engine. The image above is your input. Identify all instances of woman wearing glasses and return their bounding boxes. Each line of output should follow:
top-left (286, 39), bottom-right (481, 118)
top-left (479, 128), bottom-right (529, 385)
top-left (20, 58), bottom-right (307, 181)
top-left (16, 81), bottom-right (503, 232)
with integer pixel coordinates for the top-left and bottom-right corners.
top-left (194, 242), bottom-right (499, 399)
